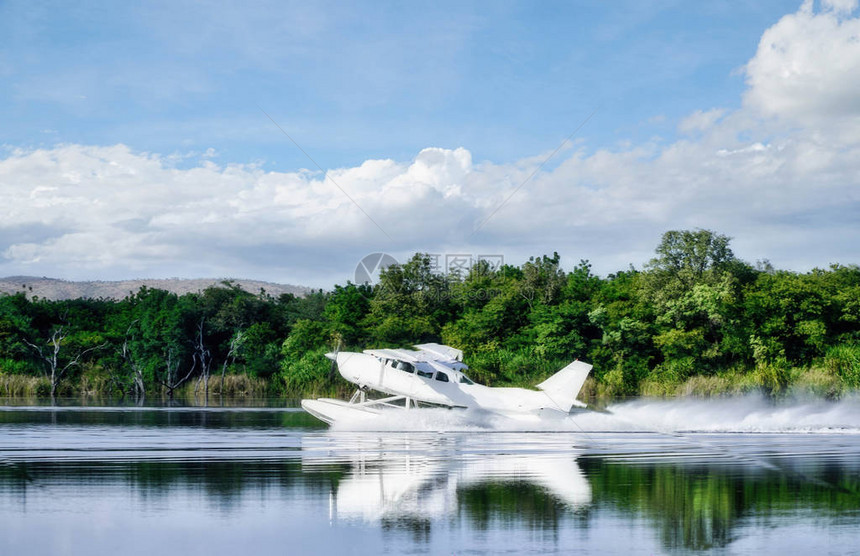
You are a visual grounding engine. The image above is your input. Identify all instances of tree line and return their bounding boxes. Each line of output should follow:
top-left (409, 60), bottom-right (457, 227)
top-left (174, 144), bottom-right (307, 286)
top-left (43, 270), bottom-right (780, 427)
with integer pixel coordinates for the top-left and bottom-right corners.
top-left (1, 229), bottom-right (859, 401)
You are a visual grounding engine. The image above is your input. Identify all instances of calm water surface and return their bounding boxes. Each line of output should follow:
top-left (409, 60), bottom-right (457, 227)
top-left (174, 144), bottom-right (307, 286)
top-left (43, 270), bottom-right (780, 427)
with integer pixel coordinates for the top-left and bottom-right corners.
top-left (1, 400), bottom-right (859, 555)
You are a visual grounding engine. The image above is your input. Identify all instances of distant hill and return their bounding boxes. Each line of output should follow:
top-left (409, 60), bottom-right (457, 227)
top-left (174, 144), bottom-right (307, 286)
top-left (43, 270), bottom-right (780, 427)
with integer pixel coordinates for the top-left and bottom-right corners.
top-left (0, 276), bottom-right (312, 301)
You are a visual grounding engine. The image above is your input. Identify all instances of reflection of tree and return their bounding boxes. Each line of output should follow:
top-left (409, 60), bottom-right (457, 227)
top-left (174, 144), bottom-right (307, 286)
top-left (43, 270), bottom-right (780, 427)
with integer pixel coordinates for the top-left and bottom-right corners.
top-left (130, 460), bottom-right (347, 505)
top-left (458, 482), bottom-right (572, 532)
top-left (0, 407), bottom-right (321, 428)
top-left (381, 517), bottom-right (432, 543)
top-left (594, 463), bottom-right (734, 550)
top-left (1, 460), bottom-right (346, 512)
top-left (583, 458), bottom-right (860, 552)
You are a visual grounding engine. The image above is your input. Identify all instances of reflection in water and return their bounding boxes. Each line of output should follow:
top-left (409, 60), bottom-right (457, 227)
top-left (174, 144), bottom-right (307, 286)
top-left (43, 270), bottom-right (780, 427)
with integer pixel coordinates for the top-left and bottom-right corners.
top-left (586, 458), bottom-right (860, 551)
top-left (301, 434), bottom-right (591, 525)
top-left (1, 408), bottom-right (860, 554)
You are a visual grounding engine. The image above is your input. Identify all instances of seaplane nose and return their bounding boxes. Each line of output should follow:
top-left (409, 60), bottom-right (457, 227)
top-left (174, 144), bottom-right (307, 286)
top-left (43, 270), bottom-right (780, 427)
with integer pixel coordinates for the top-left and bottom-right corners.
top-left (336, 352), bottom-right (353, 366)
top-left (324, 352), bottom-right (337, 361)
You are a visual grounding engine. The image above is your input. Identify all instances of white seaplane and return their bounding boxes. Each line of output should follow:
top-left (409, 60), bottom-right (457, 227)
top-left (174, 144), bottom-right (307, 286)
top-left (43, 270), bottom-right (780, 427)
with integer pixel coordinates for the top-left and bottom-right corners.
top-left (301, 343), bottom-right (592, 426)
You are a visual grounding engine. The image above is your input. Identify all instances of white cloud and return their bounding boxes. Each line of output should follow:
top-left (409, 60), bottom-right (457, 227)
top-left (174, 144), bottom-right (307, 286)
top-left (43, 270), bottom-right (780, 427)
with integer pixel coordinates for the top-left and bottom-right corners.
top-left (3, 112), bottom-right (858, 285)
top-left (743, 0), bottom-right (860, 130)
top-left (678, 109), bottom-right (726, 134)
top-left (0, 144), bottom-right (492, 283)
top-left (823, 0), bottom-right (858, 15)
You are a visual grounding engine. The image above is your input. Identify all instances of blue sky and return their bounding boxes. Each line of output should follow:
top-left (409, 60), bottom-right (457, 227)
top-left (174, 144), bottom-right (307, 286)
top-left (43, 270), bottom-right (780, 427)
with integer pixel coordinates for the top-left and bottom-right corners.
top-left (1, 1), bottom-right (859, 286)
top-left (2, 1), bottom-right (797, 166)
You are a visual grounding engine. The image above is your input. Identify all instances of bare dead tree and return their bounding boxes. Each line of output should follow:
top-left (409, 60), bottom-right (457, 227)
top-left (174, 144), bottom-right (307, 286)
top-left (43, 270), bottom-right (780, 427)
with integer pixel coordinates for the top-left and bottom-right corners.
top-left (191, 318), bottom-right (212, 405)
top-left (519, 285), bottom-right (536, 311)
top-left (119, 322), bottom-right (146, 403)
top-left (219, 329), bottom-right (244, 396)
top-left (24, 326), bottom-right (107, 402)
top-left (157, 347), bottom-right (197, 400)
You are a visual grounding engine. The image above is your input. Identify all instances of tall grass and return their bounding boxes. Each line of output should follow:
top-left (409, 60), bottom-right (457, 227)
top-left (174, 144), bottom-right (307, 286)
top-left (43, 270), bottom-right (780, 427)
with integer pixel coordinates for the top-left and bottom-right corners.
top-left (640, 359), bottom-right (849, 400)
top-left (824, 343), bottom-right (860, 388)
top-left (787, 366), bottom-right (844, 399)
top-left (176, 374), bottom-right (269, 398)
top-left (0, 374), bottom-right (51, 397)
top-left (80, 373), bottom-right (114, 397)
top-left (211, 374), bottom-right (268, 396)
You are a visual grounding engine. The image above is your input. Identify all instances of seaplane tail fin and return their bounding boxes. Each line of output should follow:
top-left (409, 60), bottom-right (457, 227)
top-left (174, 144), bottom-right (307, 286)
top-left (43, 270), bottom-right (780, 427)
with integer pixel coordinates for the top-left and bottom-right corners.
top-left (536, 360), bottom-right (593, 413)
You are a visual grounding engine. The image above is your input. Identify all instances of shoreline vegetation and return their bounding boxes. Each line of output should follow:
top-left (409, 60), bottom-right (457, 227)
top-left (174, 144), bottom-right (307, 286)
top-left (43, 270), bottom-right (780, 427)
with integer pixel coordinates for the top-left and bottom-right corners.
top-left (1, 229), bottom-right (859, 404)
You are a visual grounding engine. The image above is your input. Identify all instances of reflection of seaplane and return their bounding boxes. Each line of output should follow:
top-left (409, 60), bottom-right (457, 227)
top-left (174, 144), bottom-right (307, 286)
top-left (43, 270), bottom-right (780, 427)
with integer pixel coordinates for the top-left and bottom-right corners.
top-left (301, 434), bottom-right (592, 522)
top-left (301, 343), bottom-right (592, 426)
top-left (331, 453), bottom-right (593, 522)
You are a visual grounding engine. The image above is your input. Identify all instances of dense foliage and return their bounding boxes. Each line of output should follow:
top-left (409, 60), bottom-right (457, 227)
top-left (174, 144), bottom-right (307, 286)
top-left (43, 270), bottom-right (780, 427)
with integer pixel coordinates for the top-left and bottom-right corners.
top-left (2, 230), bottom-right (859, 400)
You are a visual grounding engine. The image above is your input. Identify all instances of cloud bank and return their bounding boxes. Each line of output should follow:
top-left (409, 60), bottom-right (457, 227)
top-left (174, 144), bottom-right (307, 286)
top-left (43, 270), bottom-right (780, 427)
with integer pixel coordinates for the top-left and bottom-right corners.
top-left (2, 1), bottom-right (859, 286)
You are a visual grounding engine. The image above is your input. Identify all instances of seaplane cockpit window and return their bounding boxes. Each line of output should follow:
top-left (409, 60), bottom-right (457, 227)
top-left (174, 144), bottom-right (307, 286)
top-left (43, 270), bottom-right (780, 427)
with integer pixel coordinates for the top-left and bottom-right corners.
top-left (459, 375), bottom-right (474, 385)
top-left (417, 369), bottom-right (434, 379)
top-left (395, 361), bottom-right (414, 373)
top-left (435, 372), bottom-right (449, 383)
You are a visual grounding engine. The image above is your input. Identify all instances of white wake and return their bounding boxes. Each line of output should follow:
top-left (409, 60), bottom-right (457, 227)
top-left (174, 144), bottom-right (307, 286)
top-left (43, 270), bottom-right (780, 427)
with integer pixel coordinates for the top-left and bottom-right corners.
top-left (329, 395), bottom-right (860, 433)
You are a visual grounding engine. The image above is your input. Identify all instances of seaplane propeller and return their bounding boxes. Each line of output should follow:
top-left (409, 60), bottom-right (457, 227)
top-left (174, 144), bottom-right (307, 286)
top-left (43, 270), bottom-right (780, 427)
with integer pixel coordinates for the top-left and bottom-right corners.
top-left (327, 336), bottom-right (342, 381)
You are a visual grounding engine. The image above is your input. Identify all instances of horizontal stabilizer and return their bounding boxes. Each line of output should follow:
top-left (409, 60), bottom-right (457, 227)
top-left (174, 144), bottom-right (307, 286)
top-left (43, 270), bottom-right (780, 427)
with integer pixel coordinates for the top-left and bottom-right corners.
top-left (536, 360), bottom-right (593, 413)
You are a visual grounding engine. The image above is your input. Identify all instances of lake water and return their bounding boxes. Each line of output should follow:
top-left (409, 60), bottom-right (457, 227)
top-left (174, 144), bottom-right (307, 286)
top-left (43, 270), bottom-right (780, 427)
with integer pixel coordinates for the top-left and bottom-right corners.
top-left (1, 397), bottom-right (860, 555)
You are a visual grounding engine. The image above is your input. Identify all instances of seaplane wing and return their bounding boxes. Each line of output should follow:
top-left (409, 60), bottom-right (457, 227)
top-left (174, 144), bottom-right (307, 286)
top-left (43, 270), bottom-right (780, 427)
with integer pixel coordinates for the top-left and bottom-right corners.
top-left (413, 343), bottom-right (463, 361)
top-left (301, 344), bottom-right (593, 426)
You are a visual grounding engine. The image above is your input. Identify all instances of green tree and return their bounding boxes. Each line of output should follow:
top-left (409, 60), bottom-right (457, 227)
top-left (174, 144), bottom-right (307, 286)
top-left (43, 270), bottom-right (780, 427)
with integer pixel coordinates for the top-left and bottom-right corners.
top-left (649, 229), bottom-right (734, 282)
top-left (0, 293), bottom-right (38, 376)
top-left (324, 283), bottom-right (372, 345)
top-left (520, 252), bottom-right (566, 308)
top-left (587, 270), bottom-right (655, 394)
top-left (364, 254), bottom-right (454, 345)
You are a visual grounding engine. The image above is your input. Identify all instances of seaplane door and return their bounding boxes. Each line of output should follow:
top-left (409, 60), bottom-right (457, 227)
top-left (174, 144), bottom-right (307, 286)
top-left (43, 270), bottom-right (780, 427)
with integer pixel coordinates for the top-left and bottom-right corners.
top-left (381, 359), bottom-right (418, 398)
top-left (430, 369), bottom-right (459, 402)
top-left (418, 363), bottom-right (461, 406)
